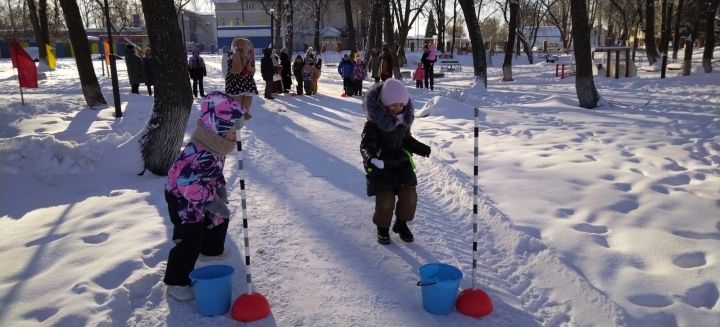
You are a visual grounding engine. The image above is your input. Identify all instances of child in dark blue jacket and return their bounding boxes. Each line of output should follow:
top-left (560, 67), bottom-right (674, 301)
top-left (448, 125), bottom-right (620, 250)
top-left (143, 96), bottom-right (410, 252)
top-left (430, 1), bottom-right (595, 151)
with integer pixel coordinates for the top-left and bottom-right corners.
top-left (338, 54), bottom-right (354, 97)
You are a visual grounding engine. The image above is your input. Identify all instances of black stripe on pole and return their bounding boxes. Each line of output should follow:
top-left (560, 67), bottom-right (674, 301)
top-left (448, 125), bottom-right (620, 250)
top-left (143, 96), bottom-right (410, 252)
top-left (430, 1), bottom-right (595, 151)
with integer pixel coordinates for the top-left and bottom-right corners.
top-left (236, 140), bottom-right (242, 151)
top-left (473, 242), bottom-right (477, 251)
top-left (240, 180), bottom-right (245, 190)
top-left (473, 204), bottom-right (477, 214)
top-left (246, 274), bottom-right (252, 283)
top-left (243, 219), bottom-right (248, 228)
top-left (245, 256), bottom-right (250, 265)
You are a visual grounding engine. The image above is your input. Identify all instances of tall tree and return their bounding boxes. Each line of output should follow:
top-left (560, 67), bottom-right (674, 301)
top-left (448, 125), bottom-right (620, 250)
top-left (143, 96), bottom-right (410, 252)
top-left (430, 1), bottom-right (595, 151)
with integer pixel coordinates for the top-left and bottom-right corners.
top-left (390, 0), bottom-right (429, 67)
top-left (425, 12), bottom-right (437, 37)
top-left (286, 0), bottom-right (295, 52)
top-left (138, 0), bottom-right (194, 176)
top-left (382, 0), bottom-right (402, 79)
top-left (431, 0), bottom-right (446, 52)
top-left (58, 0), bottom-right (106, 107)
top-left (681, 0), bottom-right (699, 76)
top-left (310, 0), bottom-right (325, 50)
top-left (570, 0), bottom-right (599, 109)
top-left (365, 0), bottom-right (382, 62)
top-left (459, 0), bottom-right (487, 86)
top-left (542, 0), bottom-right (571, 50)
top-left (343, 0), bottom-right (357, 50)
top-left (702, 0), bottom-right (719, 72)
top-left (27, 0), bottom-right (49, 59)
top-left (449, 0), bottom-right (459, 55)
top-left (608, 0), bottom-right (630, 45)
top-left (502, 0), bottom-right (519, 81)
top-left (644, 0), bottom-right (659, 64)
top-left (671, 0), bottom-right (685, 60)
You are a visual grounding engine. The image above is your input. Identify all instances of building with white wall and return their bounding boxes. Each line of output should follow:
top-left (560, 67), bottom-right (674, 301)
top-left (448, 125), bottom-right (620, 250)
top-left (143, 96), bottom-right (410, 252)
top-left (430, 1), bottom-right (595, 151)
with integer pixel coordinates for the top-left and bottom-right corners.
top-left (213, 0), bottom-right (366, 54)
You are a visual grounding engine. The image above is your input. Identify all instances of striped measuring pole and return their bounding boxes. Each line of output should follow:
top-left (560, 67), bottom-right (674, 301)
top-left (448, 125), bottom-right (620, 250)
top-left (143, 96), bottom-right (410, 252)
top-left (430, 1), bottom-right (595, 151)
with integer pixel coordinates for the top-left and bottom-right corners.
top-left (235, 123), bottom-right (257, 294)
top-left (472, 107), bottom-right (480, 289)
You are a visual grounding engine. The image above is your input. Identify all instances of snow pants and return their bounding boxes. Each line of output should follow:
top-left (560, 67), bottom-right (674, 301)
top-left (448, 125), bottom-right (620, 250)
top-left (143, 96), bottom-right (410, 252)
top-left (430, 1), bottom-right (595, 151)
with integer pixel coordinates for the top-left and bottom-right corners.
top-left (163, 191), bottom-right (229, 286)
top-left (372, 185), bottom-right (417, 228)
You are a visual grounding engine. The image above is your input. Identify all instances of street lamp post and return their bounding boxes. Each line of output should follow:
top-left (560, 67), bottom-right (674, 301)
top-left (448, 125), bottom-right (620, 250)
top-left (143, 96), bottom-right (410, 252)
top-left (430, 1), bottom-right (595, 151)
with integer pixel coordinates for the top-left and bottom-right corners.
top-left (269, 8), bottom-right (275, 48)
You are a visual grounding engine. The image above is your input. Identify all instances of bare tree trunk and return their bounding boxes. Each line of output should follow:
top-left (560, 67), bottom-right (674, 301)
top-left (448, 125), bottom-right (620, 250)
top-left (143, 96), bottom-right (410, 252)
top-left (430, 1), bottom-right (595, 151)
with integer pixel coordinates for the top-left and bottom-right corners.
top-left (27, 0), bottom-right (47, 59)
top-left (517, 33), bottom-right (534, 64)
top-left (570, 0), bottom-right (599, 109)
top-left (432, 0), bottom-right (447, 52)
top-left (659, 0), bottom-right (673, 77)
top-left (365, 0), bottom-right (381, 62)
top-left (343, 0), bottom-right (356, 51)
top-left (459, 0), bottom-right (487, 86)
top-left (58, 0), bottom-right (106, 107)
top-left (382, 1), bottom-right (401, 79)
top-left (682, 1), bottom-right (700, 76)
top-left (450, 0), bottom-right (458, 56)
top-left (702, 0), bottom-right (719, 72)
top-left (502, 0), bottom-right (519, 82)
top-left (375, 0), bottom-right (383, 48)
top-left (138, 0), bottom-right (194, 176)
top-left (287, 0), bottom-right (294, 53)
top-left (672, 0), bottom-right (685, 60)
top-left (645, 0), bottom-right (659, 64)
top-left (314, 2), bottom-right (321, 50)
top-left (609, 0), bottom-right (629, 45)
top-left (38, 0), bottom-right (50, 59)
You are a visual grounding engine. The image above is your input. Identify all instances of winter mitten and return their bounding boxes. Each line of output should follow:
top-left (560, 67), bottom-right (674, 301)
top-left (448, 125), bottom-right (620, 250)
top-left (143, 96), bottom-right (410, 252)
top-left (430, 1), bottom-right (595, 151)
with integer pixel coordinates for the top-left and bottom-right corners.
top-left (216, 185), bottom-right (229, 202)
top-left (418, 144), bottom-right (431, 157)
top-left (370, 158), bottom-right (385, 169)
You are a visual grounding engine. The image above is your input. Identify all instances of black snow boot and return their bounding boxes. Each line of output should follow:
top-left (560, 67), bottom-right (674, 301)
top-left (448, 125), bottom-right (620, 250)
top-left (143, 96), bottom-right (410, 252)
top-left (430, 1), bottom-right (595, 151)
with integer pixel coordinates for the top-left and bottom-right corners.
top-left (377, 227), bottom-right (391, 245)
top-left (392, 220), bottom-right (414, 243)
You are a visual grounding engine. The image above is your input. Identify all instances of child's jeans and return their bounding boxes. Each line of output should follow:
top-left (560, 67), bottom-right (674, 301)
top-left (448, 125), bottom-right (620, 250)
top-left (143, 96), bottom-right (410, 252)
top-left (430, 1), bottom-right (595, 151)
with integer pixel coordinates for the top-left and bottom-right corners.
top-left (416, 80), bottom-right (423, 88)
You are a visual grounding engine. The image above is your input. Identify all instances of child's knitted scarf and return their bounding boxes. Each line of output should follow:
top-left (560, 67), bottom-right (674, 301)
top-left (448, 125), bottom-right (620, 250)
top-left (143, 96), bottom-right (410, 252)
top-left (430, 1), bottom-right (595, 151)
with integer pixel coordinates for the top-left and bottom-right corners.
top-left (190, 120), bottom-right (235, 157)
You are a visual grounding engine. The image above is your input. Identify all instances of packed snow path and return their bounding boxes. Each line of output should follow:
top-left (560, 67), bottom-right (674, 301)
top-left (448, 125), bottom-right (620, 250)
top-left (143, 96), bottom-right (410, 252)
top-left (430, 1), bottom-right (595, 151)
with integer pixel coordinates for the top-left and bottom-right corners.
top-left (178, 89), bottom-right (624, 326)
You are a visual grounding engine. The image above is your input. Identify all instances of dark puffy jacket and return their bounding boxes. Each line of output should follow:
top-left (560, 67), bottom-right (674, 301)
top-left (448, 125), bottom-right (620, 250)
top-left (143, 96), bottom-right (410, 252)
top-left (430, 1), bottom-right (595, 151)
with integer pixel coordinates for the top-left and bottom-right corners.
top-left (188, 55), bottom-right (207, 79)
top-left (421, 50), bottom-right (436, 69)
top-left (260, 48), bottom-right (275, 81)
top-left (338, 58), bottom-right (354, 78)
top-left (124, 50), bottom-right (146, 84)
top-left (360, 82), bottom-right (430, 196)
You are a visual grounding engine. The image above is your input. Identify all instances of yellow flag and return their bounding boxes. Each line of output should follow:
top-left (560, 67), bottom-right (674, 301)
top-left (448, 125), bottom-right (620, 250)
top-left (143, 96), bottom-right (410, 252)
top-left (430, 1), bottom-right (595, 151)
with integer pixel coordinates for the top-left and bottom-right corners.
top-left (46, 44), bottom-right (56, 70)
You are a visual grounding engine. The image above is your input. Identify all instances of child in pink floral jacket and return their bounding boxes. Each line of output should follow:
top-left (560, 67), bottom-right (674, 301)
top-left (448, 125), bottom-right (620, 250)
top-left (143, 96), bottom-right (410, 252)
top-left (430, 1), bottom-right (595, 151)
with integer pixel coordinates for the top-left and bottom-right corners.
top-left (163, 91), bottom-right (246, 301)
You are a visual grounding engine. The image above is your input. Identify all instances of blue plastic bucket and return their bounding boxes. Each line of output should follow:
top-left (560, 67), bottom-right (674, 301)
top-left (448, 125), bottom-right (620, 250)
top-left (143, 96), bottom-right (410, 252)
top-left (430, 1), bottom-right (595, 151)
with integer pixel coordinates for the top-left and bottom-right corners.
top-left (189, 265), bottom-right (234, 316)
top-left (416, 263), bottom-right (463, 314)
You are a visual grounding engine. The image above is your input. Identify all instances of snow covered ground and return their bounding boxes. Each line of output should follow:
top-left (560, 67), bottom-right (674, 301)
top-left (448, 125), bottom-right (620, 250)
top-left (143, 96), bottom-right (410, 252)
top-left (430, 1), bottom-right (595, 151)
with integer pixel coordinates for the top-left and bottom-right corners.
top-left (0, 48), bottom-right (718, 327)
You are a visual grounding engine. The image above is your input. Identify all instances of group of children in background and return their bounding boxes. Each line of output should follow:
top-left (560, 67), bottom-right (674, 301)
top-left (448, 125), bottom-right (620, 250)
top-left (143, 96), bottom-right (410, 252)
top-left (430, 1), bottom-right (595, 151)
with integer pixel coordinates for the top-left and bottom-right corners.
top-left (337, 51), bottom-right (368, 97)
top-left (291, 47), bottom-right (323, 96)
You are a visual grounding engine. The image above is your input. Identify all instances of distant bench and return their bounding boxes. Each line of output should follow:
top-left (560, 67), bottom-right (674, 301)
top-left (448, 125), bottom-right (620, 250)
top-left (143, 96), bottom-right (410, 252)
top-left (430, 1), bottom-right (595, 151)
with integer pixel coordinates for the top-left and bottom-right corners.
top-left (439, 60), bottom-right (462, 71)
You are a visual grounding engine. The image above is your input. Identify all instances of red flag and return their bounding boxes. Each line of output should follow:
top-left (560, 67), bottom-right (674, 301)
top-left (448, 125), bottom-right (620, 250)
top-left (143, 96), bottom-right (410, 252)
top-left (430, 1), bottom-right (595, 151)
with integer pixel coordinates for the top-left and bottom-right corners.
top-left (10, 40), bottom-right (39, 88)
